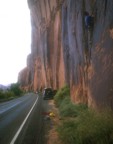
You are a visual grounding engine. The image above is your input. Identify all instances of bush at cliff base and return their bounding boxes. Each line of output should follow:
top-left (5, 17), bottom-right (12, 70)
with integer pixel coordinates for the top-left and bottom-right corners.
top-left (59, 97), bottom-right (87, 117)
top-left (54, 85), bottom-right (113, 143)
top-left (57, 109), bottom-right (113, 144)
top-left (54, 85), bottom-right (70, 107)
top-left (54, 85), bottom-right (87, 117)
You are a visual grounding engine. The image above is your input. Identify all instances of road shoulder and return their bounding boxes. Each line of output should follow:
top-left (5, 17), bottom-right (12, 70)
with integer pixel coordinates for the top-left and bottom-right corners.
top-left (42, 100), bottom-right (62, 144)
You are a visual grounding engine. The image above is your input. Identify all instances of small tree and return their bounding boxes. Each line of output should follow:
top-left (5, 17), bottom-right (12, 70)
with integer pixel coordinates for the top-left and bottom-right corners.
top-left (10, 83), bottom-right (23, 96)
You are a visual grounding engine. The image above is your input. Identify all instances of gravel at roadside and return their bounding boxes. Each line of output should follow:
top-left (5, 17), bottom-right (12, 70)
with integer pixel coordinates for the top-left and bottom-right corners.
top-left (42, 100), bottom-right (62, 144)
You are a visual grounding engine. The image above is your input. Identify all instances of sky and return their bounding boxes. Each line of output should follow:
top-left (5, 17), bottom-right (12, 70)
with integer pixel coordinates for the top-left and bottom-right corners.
top-left (0, 0), bottom-right (31, 85)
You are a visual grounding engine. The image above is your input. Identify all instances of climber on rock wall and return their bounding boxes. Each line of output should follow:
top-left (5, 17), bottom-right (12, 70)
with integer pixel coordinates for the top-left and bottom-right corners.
top-left (84, 11), bottom-right (94, 64)
top-left (84, 11), bottom-right (94, 30)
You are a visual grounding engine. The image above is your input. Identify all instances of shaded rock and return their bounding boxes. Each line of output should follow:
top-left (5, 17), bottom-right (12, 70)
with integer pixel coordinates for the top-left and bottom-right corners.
top-left (18, 0), bottom-right (113, 109)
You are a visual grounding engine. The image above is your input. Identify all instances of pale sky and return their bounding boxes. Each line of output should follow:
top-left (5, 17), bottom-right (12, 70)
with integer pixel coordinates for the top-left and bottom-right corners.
top-left (0, 0), bottom-right (31, 85)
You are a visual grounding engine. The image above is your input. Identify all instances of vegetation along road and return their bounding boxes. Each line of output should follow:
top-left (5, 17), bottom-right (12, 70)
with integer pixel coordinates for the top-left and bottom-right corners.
top-left (0, 93), bottom-right (44, 144)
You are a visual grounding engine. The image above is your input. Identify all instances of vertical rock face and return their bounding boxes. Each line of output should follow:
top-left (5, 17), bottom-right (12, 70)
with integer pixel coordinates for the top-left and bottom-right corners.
top-left (19, 0), bottom-right (65, 92)
top-left (18, 0), bottom-right (113, 109)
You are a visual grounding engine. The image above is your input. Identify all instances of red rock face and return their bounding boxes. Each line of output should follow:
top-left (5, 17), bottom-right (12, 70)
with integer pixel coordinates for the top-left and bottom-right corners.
top-left (19, 0), bottom-right (65, 92)
top-left (18, 0), bottom-right (113, 109)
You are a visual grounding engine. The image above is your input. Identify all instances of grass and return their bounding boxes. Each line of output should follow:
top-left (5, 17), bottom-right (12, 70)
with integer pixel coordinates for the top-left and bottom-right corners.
top-left (54, 85), bottom-right (87, 118)
top-left (54, 85), bottom-right (113, 144)
top-left (57, 109), bottom-right (113, 144)
top-left (59, 97), bottom-right (87, 117)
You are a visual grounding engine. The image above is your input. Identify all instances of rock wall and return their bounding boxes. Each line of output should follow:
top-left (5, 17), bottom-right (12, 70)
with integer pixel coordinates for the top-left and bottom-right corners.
top-left (18, 0), bottom-right (113, 109)
top-left (18, 0), bottom-right (65, 91)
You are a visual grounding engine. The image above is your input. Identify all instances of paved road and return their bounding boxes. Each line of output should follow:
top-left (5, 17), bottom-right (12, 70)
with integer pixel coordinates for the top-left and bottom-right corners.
top-left (0, 93), bottom-right (43, 144)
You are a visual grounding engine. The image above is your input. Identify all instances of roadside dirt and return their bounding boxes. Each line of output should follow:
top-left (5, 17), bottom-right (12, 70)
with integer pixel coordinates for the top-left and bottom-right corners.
top-left (42, 100), bottom-right (63, 144)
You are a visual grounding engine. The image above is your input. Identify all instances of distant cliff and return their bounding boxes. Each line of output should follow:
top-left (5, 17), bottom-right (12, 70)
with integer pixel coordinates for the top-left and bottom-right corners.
top-left (18, 0), bottom-right (113, 109)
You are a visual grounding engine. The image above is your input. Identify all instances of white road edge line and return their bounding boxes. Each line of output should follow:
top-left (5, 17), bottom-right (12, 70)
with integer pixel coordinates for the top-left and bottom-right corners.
top-left (10, 96), bottom-right (39, 144)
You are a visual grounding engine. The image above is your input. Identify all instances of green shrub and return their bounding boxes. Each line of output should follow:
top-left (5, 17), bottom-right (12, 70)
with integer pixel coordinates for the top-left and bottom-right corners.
top-left (55, 86), bottom-right (113, 144)
top-left (0, 90), bottom-right (15, 99)
top-left (57, 109), bottom-right (113, 144)
top-left (54, 85), bottom-right (87, 117)
top-left (59, 98), bottom-right (87, 117)
top-left (54, 85), bottom-right (70, 107)
top-left (0, 90), bottom-right (5, 99)
top-left (10, 83), bottom-right (23, 96)
top-left (5, 91), bottom-right (15, 99)
top-left (0, 83), bottom-right (23, 100)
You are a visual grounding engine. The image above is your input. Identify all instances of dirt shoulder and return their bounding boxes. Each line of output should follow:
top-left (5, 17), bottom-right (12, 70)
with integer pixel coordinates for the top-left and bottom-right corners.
top-left (42, 100), bottom-right (63, 144)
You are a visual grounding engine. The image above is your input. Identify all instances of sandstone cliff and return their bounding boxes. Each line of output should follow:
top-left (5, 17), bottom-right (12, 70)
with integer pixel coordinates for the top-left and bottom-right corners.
top-left (18, 0), bottom-right (113, 109)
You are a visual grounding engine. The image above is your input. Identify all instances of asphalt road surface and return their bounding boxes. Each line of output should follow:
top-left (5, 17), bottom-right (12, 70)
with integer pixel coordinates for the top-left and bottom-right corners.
top-left (0, 93), bottom-right (44, 144)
